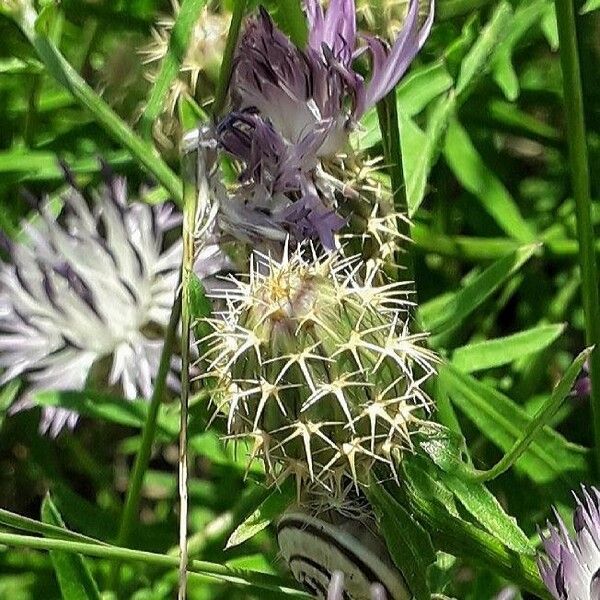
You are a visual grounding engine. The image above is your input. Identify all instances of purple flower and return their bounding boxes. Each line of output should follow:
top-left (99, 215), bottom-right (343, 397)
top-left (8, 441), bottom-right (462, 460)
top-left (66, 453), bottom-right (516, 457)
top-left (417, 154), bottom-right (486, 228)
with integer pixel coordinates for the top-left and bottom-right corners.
top-left (0, 175), bottom-right (226, 435)
top-left (216, 0), bottom-right (433, 248)
top-left (573, 360), bottom-right (591, 398)
top-left (538, 486), bottom-right (600, 600)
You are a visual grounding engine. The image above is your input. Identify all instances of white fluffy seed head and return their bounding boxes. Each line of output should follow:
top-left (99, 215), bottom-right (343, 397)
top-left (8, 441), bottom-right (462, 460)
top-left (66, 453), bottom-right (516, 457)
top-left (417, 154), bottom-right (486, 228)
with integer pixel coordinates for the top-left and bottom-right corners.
top-left (200, 243), bottom-right (437, 493)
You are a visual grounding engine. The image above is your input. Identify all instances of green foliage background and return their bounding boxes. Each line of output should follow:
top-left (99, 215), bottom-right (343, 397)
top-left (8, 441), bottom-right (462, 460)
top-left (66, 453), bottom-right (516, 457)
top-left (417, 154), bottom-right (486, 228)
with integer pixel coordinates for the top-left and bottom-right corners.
top-left (1, 0), bottom-right (600, 598)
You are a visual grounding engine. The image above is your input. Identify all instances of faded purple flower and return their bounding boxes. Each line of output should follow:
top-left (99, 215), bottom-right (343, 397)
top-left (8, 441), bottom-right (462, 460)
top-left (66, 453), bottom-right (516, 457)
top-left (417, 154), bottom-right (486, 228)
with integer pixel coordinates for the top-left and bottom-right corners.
top-left (0, 175), bottom-right (225, 435)
top-left (573, 360), bottom-right (591, 398)
top-left (216, 0), bottom-right (433, 248)
top-left (538, 486), bottom-right (600, 600)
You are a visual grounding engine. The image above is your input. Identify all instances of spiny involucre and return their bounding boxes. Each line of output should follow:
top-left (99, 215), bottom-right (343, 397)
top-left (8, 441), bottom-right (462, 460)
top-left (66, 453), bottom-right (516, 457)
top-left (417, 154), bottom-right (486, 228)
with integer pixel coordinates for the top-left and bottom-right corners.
top-left (200, 244), bottom-right (437, 492)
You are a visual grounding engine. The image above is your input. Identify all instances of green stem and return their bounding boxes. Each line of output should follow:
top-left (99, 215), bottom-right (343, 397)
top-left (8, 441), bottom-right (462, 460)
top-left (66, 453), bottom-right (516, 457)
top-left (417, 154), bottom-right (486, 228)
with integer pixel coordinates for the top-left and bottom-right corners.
top-left (212, 0), bottom-right (247, 118)
top-left (554, 0), bottom-right (600, 472)
top-left (0, 532), bottom-right (308, 597)
top-left (14, 5), bottom-right (183, 205)
top-left (139, 0), bottom-right (208, 139)
top-left (376, 92), bottom-right (414, 282)
top-left (112, 293), bottom-right (182, 582)
top-left (177, 133), bottom-right (199, 600)
top-left (471, 348), bottom-right (590, 482)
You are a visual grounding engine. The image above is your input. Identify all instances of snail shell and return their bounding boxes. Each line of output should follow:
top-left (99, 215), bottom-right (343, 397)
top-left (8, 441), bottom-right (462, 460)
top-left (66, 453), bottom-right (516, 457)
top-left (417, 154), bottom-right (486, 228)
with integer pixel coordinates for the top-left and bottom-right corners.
top-left (277, 510), bottom-right (411, 600)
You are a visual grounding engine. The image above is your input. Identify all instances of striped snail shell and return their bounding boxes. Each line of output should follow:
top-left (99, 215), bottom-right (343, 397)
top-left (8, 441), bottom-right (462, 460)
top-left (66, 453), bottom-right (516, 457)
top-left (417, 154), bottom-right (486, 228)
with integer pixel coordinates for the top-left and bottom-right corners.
top-left (277, 509), bottom-right (411, 600)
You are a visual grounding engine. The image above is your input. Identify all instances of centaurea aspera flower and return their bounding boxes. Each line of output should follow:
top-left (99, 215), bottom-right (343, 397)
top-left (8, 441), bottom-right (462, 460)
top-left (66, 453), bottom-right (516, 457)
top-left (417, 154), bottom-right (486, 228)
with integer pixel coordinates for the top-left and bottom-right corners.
top-left (0, 175), bottom-right (224, 435)
top-left (217, 0), bottom-right (433, 248)
top-left (200, 243), bottom-right (436, 492)
top-left (538, 486), bottom-right (600, 600)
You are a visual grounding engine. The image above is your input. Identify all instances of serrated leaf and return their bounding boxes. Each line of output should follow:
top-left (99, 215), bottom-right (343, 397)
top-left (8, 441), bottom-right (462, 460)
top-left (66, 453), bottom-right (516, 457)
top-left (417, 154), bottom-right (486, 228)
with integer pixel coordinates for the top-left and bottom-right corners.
top-left (444, 119), bottom-right (535, 242)
top-left (452, 323), bottom-right (565, 372)
top-left (365, 482), bottom-right (434, 600)
top-left (420, 245), bottom-right (538, 336)
top-left (41, 496), bottom-right (101, 600)
top-left (226, 480), bottom-right (294, 548)
top-left (437, 470), bottom-right (533, 554)
top-left (439, 363), bottom-right (589, 484)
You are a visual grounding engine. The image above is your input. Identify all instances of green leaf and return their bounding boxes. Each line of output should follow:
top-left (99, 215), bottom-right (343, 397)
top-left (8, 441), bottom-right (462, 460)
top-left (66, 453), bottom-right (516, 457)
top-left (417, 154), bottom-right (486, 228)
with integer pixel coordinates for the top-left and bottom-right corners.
top-left (437, 469), bottom-right (533, 554)
top-left (189, 271), bottom-right (213, 345)
top-left (417, 431), bottom-right (533, 554)
top-left (452, 323), bottom-right (565, 372)
top-left (444, 119), bottom-right (535, 242)
top-left (455, 2), bottom-right (513, 100)
top-left (403, 95), bottom-right (455, 216)
top-left (474, 349), bottom-right (591, 482)
top-left (15, 10), bottom-right (183, 204)
top-left (33, 390), bottom-right (179, 438)
top-left (41, 496), bottom-right (101, 600)
top-left (365, 482), bottom-right (434, 600)
top-left (352, 61), bottom-right (453, 150)
top-left (439, 363), bottom-right (589, 484)
top-left (265, 0), bottom-right (308, 47)
top-left (0, 507), bottom-right (103, 545)
top-left (139, 0), bottom-right (208, 137)
top-left (226, 480), bottom-right (294, 549)
top-left (402, 458), bottom-right (548, 598)
top-left (581, 0), bottom-right (600, 12)
top-left (0, 380), bottom-right (19, 428)
top-left (420, 245), bottom-right (538, 336)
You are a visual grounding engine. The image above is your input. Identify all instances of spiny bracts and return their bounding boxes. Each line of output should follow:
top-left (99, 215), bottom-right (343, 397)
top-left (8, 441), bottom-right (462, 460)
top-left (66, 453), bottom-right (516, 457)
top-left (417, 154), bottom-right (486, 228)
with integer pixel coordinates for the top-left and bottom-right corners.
top-left (199, 243), bottom-right (437, 493)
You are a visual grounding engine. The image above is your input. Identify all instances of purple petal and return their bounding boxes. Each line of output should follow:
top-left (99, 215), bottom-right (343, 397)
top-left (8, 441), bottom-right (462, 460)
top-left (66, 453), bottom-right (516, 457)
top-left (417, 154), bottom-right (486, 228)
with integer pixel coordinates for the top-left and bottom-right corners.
top-left (363, 0), bottom-right (435, 112)
top-left (306, 0), bottom-right (357, 64)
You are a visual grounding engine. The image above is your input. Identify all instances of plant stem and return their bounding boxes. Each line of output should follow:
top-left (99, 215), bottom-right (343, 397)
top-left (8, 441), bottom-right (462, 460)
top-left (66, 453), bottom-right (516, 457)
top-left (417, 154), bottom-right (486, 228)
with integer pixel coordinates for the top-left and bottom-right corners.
top-left (139, 0), bottom-right (208, 139)
top-left (14, 4), bottom-right (183, 205)
top-left (0, 532), bottom-right (309, 597)
top-left (177, 133), bottom-right (199, 600)
top-left (111, 293), bottom-right (182, 584)
top-left (376, 92), bottom-right (414, 282)
top-left (212, 0), bottom-right (247, 118)
top-left (554, 0), bottom-right (600, 472)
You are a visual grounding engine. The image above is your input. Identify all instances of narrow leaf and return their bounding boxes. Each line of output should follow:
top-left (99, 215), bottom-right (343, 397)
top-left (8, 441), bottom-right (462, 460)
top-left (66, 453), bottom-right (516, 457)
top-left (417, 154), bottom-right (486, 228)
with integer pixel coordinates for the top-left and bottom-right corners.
top-left (473, 348), bottom-right (591, 481)
top-left (439, 363), bottom-right (589, 484)
top-left (140, 0), bottom-right (208, 137)
top-left (420, 245), bottom-right (538, 335)
top-left (226, 480), bottom-right (294, 549)
top-left (41, 496), bottom-right (101, 600)
top-left (452, 323), bottom-right (566, 372)
top-left (455, 2), bottom-right (513, 99)
top-left (444, 118), bottom-right (535, 242)
top-left (366, 482), bottom-right (434, 600)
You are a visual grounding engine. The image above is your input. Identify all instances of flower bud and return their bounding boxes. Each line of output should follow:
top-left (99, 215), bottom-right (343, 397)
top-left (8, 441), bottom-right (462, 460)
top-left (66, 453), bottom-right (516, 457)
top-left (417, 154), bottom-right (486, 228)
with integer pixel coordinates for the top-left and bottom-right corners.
top-left (201, 244), bottom-right (436, 491)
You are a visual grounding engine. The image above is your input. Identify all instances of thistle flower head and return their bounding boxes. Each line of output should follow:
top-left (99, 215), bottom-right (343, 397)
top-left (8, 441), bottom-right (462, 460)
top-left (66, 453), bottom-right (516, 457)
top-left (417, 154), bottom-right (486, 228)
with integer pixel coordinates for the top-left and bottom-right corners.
top-left (215, 0), bottom-right (433, 248)
top-left (201, 244), bottom-right (436, 491)
top-left (538, 486), bottom-right (600, 600)
top-left (0, 173), bottom-right (225, 435)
